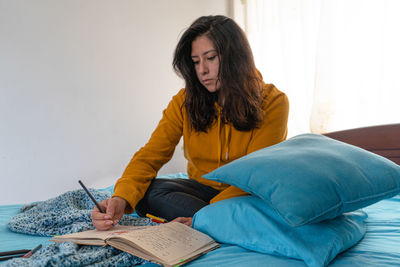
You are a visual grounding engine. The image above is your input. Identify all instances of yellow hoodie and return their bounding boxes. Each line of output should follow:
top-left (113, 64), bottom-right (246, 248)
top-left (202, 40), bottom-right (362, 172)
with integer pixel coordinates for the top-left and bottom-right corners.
top-left (113, 83), bottom-right (289, 213)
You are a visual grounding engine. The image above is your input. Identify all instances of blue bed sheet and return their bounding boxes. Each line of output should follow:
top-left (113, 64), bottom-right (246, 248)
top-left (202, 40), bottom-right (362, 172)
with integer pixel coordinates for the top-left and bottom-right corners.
top-left (0, 205), bottom-right (51, 253)
top-left (1, 192), bottom-right (399, 266)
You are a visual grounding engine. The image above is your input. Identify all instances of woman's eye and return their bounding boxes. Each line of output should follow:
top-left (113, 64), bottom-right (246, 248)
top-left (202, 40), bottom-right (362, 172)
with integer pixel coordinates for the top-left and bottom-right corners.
top-left (208, 56), bottom-right (216, 61)
top-left (193, 61), bottom-right (199, 65)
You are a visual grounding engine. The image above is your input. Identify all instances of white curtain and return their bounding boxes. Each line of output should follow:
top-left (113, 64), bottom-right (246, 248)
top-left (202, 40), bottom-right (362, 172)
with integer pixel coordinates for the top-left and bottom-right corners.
top-left (233, 0), bottom-right (400, 136)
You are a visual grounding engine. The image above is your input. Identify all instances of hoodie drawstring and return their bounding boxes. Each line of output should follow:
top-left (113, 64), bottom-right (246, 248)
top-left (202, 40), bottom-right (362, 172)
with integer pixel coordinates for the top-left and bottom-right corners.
top-left (217, 109), bottom-right (221, 167)
top-left (217, 106), bottom-right (230, 167)
top-left (225, 125), bottom-right (230, 161)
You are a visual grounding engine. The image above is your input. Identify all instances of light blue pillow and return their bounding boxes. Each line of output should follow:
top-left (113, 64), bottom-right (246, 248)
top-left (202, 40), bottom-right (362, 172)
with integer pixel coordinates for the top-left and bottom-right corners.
top-left (203, 134), bottom-right (400, 226)
top-left (192, 196), bottom-right (367, 267)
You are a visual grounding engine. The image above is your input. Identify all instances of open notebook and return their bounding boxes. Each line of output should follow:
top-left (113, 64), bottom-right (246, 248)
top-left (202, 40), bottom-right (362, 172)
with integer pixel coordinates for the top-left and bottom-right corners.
top-left (51, 222), bottom-right (219, 267)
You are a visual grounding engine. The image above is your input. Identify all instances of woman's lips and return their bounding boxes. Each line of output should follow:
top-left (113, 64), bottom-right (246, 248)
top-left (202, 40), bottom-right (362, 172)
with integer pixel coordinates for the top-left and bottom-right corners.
top-left (202, 79), bottom-right (214, 85)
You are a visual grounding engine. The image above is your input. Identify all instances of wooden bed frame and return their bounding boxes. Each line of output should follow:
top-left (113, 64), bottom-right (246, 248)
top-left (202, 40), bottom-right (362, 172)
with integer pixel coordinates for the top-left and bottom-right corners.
top-left (324, 123), bottom-right (400, 165)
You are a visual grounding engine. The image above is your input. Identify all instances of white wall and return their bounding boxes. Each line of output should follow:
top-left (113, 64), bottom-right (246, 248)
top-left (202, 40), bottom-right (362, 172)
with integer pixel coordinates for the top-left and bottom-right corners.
top-left (0, 0), bottom-right (229, 204)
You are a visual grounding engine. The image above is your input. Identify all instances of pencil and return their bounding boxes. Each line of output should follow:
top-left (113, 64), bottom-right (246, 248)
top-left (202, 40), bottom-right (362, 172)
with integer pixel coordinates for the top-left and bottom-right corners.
top-left (0, 249), bottom-right (30, 257)
top-left (78, 180), bottom-right (105, 213)
top-left (146, 213), bottom-right (168, 223)
top-left (22, 244), bottom-right (42, 258)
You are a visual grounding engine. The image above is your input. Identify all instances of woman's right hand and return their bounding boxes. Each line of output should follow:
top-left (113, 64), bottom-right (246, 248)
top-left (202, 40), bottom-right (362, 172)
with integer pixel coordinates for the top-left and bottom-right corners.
top-left (91, 196), bottom-right (127, 230)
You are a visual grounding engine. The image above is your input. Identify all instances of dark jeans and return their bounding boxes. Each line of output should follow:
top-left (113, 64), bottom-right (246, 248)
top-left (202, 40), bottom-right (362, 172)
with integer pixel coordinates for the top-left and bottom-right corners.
top-left (135, 178), bottom-right (220, 221)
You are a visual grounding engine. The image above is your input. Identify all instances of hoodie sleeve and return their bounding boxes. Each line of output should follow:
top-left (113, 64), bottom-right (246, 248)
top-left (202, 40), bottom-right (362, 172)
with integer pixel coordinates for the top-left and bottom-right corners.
top-left (112, 89), bottom-right (185, 213)
top-left (209, 84), bottom-right (289, 204)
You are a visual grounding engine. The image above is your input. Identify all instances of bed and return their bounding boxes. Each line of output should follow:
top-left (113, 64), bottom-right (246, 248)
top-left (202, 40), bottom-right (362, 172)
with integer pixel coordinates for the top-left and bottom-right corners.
top-left (1, 124), bottom-right (399, 266)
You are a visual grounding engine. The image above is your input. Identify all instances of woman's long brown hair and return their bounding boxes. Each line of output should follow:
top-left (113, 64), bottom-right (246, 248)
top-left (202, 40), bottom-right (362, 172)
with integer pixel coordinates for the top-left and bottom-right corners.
top-left (173, 15), bottom-right (264, 132)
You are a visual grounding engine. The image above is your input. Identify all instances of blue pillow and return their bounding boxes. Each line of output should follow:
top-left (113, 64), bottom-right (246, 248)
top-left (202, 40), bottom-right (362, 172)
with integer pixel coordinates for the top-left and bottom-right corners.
top-left (192, 196), bottom-right (367, 267)
top-left (204, 134), bottom-right (400, 226)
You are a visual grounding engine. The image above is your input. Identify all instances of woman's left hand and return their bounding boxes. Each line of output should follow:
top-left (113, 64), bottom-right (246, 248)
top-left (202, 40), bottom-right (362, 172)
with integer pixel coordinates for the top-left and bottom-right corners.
top-left (171, 217), bottom-right (193, 227)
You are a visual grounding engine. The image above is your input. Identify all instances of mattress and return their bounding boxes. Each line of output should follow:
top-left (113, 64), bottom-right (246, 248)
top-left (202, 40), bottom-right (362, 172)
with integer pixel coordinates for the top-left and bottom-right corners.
top-left (1, 191), bottom-right (399, 266)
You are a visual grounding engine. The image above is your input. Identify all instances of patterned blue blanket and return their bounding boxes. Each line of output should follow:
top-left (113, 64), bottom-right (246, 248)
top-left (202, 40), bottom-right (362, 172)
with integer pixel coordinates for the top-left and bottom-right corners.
top-left (5, 189), bottom-right (156, 266)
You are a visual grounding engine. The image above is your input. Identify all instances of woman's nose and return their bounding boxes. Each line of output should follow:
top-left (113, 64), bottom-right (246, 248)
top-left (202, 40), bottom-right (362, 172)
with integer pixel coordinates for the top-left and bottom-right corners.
top-left (199, 61), bottom-right (209, 74)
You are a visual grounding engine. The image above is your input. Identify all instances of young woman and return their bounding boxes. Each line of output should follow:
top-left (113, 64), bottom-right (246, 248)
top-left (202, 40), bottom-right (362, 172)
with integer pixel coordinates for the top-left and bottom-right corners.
top-left (91, 15), bottom-right (289, 230)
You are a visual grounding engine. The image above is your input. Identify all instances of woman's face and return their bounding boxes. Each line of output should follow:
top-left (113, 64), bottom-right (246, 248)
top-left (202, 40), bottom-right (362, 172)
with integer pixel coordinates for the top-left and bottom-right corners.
top-left (191, 35), bottom-right (220, 93)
